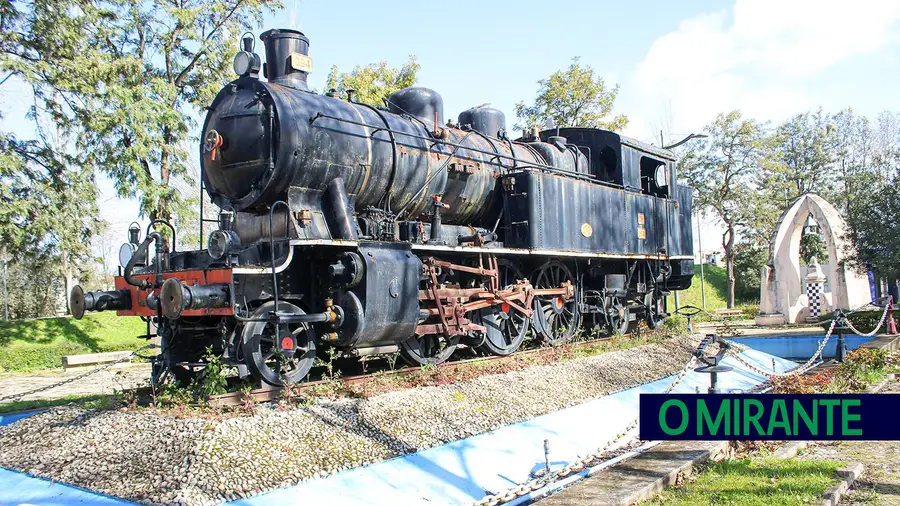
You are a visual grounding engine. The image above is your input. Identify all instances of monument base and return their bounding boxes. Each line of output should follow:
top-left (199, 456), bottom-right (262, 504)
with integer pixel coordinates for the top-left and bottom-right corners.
top-left (755, 313), bottom-right (785, 326)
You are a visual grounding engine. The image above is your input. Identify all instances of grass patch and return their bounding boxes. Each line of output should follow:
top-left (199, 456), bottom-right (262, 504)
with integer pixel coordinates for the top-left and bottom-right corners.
top-left (645, 457), bottom-right (844, 506)
top-left (670, 265), bottom-right (759, 321)
top-left (0, 393), bottom-right (116, 414)
top-left (679, 264), bottom-right (729, 310)
top-left (0, 312), bottom-right (147, 373)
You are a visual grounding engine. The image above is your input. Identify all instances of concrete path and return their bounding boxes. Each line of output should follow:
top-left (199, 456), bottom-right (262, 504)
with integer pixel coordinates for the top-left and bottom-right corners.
top-left (697, 320), bottom-right (825, 337)
top-left (0, 363), bottom-right (150, 401)
top-left (537, 440), bottom-right (728, 506)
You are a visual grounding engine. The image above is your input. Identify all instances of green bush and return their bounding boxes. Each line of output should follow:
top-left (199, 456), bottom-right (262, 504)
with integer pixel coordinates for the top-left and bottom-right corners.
top-left (191, 346), bottom-right (227, 401)
top-left (738, 304), bottom-right (760, 318)
top-left (663, 315), bottom-right (688, 335)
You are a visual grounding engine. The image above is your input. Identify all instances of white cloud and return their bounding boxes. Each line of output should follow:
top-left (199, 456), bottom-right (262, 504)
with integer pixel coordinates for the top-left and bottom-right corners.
top-left (623, 0), bottom-right (900, 140)
top-left (622, 0), bottom-right (900, 255)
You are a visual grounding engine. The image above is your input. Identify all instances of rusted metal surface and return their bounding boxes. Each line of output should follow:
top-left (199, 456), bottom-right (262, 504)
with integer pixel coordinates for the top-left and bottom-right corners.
top-left (414, 254), bottom-right (575, 338)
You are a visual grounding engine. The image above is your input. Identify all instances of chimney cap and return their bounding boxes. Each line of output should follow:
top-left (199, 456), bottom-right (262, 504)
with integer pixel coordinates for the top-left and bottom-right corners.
top-left (260, 28), bottom-right (309, 45)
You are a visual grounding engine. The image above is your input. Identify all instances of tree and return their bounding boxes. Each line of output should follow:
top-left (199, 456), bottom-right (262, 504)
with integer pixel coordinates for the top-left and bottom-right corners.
top-left (799, 231), bottom-right (828, 265)
top-left (843, 112), bottom-right (900, 281)
top-left (325, 57), bottom-right (419, 107)
top-left (767, 110), bottom-right (839, 203)
top-left (679, 111), bottom-right (767, 308)
top-left (831, 109), bottom-right (873, 216)
top-left (845, 170), bottom-right (900, 280)
top-left (1, 0), bottom-right (279, 226)
top-left (0, 130), bottom-right (101, 313)
top-left (514, 57), bottom-right (627, 131)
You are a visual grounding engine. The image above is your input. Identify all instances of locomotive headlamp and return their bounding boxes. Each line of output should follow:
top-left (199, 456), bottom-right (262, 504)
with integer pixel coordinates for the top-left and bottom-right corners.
top-left (118, 242), bottom-right (137, 268)
top-left (208, 229), bottom-right (239, 260)
top-left (233, 35), bottom-right (260, 77)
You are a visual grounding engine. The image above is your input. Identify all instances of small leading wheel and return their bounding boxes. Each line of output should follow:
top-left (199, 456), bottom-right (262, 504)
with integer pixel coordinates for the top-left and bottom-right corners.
top-left (645, 291), bottom-right (667, 329)
top-left (242, 300), bottom-right (317, 386)
top-left (532, 260), bottom-right (580, 345)
top-left (607, 297), bottom-right (631, 336)
top-left (478, 259), bottom-right (530, 356)
top-left (399, 333), bottom-right (459, 366)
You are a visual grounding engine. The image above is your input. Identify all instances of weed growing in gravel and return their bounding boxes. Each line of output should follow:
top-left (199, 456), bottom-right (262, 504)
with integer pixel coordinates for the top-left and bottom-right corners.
top-left (663, 315), bottom-right (688, 335)
top-left (156, 383), bottom-right (193, 405)
top-left (385, 352), bottom-right (399, 370)
top-left (323, 348), bottom-right (340, 380)
top-left (238, 383), bottom-right (257, 415)
top-left (191, 346), bottom-right (228, 401)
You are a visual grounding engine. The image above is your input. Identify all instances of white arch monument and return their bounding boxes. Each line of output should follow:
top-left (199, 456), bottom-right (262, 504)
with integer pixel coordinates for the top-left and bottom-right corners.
top-left (756, 194), bottom-right (870, 325)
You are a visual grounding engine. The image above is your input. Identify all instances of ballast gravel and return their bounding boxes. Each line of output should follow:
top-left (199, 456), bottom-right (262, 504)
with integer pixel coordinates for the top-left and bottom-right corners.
top-left (0, 335), bottom-right (702, 506)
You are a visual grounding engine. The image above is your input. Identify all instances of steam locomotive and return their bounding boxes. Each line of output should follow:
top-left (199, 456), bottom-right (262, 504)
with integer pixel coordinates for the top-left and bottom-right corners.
top-left (70, 28), bottom-right (695, 386)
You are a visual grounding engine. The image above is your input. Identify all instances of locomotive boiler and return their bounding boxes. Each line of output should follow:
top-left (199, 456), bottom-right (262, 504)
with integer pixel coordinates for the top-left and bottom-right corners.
top-left (70, 28), bottom-right (695, 386)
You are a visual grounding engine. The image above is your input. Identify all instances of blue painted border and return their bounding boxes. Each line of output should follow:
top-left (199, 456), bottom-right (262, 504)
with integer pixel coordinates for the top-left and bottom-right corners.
top-left (0, 409), bottom-right (46, 427)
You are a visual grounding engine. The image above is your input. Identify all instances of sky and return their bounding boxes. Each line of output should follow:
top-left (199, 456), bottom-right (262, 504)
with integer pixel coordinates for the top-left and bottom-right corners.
top-left (3, 0), bottom-right (900, 258)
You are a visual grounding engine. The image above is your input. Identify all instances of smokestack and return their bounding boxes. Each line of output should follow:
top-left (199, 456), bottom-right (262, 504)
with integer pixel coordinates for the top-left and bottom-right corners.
top-left (260, 28), bottom-right (311, 90)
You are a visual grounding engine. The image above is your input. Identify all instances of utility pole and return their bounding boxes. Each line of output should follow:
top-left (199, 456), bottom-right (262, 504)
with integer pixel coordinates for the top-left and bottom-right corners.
top-left (696, 205), bottom-right (706, 309)
top-left (2, 258), bottom-right (7, 321)
top-left (661, 129), bottom-right (680, 311)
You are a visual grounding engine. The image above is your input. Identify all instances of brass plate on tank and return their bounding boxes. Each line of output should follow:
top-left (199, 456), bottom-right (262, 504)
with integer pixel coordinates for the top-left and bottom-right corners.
top-left (581, 223), bottom-right (593, 237)
top-left (637, 227), bottom-right (647, 240)
top-left (637, 213), bottom-right (645, 225)
top-left (290, 53), bottom-right (314, 73)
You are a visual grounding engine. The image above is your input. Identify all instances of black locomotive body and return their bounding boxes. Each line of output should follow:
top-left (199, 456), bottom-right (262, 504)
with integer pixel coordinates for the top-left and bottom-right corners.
top-left (70, 28), bottom-right (694, 386)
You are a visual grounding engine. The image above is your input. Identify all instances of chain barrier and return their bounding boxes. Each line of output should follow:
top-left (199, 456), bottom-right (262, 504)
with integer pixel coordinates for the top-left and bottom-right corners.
top-left (728, 297), bottom-right (891, 379)
top-left (845, 300), bottom-right (892, 337)
top-left (472, 353), bottom-right (700, 506)
top-left (0, 343), bottom-right (158, 404)
top-left (731, 319), bottom-right (836, 378)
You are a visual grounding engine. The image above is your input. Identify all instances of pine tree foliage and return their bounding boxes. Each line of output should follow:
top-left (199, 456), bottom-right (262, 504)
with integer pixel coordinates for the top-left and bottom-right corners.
top-left (1, 0), bottom-right (280, 223)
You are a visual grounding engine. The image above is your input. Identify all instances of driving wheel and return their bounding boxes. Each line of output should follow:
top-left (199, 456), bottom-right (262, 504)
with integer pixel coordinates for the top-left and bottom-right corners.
top-left (242, 300), bottom-right (317, 386)
top-left (478, 259), bottom-right (530, 355)
top-left (532, 260), bottom-right (580, 345)
top-left (399, 333), bottom-right (459, 366)
top-left (645, 291), bottom-right (667, 329)
top-left (607, 297), bottom-right (631, 336)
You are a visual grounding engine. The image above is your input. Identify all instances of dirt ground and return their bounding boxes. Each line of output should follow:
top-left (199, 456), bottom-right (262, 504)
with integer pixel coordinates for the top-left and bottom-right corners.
top-left (800, 375), bottom-right (900, 505)
top-left (0, 363), bottom-right (151, 402)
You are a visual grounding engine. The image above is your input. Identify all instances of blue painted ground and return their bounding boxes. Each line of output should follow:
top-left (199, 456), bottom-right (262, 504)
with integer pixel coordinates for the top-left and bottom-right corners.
top-left (0, 349), bottom-right (795, 506)
top-left (0, 409), bottom-right (44, 427)
top-left (730, 335), bottom-right (872, 360)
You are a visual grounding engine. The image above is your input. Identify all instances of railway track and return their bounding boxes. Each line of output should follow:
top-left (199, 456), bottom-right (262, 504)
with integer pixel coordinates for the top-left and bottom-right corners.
top-left (207, 336), bottom-right (615, 407)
